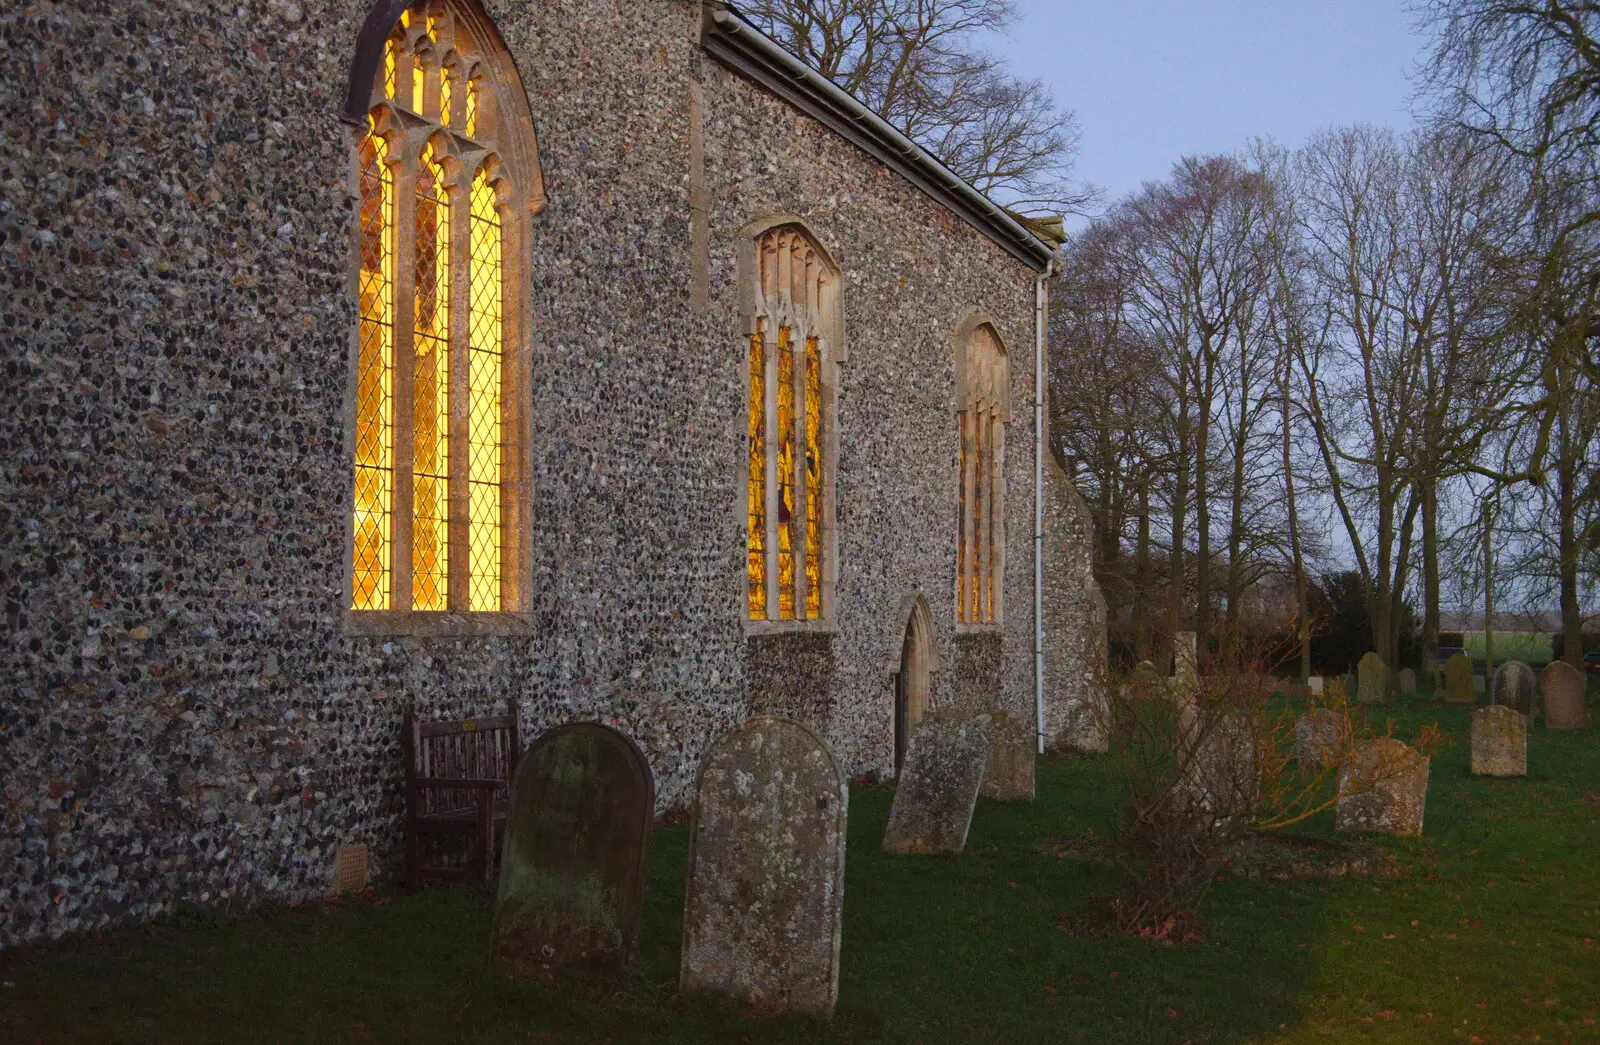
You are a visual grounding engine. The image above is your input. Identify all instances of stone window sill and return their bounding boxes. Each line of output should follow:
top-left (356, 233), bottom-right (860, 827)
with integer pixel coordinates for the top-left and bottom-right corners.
top-left (955, 622), bottom-right (1004, 637)
top-left (745, 618), bottom-right (839, 639)
top-left (343, 610), bottom-right (533, 638)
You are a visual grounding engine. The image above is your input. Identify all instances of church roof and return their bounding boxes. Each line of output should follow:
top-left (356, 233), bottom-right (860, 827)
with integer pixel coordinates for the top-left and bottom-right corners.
top-left (702, 3), bottom-right (1058, 272)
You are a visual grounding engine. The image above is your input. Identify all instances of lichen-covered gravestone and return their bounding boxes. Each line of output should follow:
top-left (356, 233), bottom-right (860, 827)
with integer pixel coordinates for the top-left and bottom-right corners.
top-left (1295, 708), bottom-right (1346, 768)
top-left (1357, 652), bottom-right (1390, 704)
top-left (1442, 653), bottom-right (1476, 705)
top-left (1308, 675), bottom-right (1324, 695)
top-left (490, 723), bottom-right (654, 979)
top-left (1541, 660), bottom-right (1591, 730)
top-left (1397, 668), bottom-right (1417, 696)
top-left (883, 717), bottom-right (987, 854)
top-left (977, 710), bottom-right (1034, 802)
top-left (1336, 738), bottom-right (1430, 837)
top-left (1492, 660), bottom-right (1539, 720)
top-left (1470, 705), bottom-right (1527, 777)
top-left (680, 717), bottom-right (847, 1017)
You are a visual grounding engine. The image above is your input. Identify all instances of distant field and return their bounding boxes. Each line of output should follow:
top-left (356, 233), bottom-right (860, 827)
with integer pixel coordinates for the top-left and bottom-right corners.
top-left (1460, 630), bottom-right (1552, 668)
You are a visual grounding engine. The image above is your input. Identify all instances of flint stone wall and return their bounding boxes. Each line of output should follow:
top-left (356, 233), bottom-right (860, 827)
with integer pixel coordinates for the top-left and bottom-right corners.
top-left (0, 0), bottom-right (1075, 947)
top-left (1039, 454), bottom-right (1109, 752)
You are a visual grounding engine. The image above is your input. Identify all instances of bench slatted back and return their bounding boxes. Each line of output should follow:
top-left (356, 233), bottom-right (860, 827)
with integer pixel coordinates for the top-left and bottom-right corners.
top-left (405, 707), bottom-right (521, 817)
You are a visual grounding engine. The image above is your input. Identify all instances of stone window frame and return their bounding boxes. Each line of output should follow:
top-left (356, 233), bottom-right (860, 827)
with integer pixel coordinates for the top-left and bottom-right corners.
top-left (738, 216), bottom-right (845, 636)
top-left (341, 0), bottom-right (544, 638)
top-left (953, 312), bottom-right (1010, 632)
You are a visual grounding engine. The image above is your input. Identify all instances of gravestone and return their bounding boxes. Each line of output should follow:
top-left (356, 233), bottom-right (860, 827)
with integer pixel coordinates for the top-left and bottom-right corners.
top-left (1442, 653), bottom-right (1476, 705)
top-left (1397, 668), bottom-right (1417, 696)
top-left (1492, 660), bottom-right (1539, 720)
top-left (977, 710), bottom-right (1035, 802)
top-left (1357, 652), bottom-right (1390, 703)
top-left (1308, 675), bottom-right (1324, 695)
top-left (1336, 738), bottom-right (1430, 837)
top-left (491, 723), bottom-right (654, 979)
top-left (883, 717), bottom-right (988, 853)
top-left (1474, 674), bottom-right (1486, 694)
top-left (1295, 708), bottom-right (1346, 768)
top-left (680, 717), bottom-right (846, 1017)
top-left (1470, 705), bottom-right (1526, 777)
top-left (1127, 659), bottom-right (1165, 700)
top-left (1172, 632), bottom-right (1198, 710)
top-left (1541, 661), bottom-right (1590, 730)
top-left (1193, 712), bottom-right (1259, 818)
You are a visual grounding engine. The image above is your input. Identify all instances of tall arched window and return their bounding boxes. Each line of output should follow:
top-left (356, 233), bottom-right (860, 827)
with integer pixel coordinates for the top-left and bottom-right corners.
top-left (956, 321), bottom-right (1008, 624)
top-left (348, 0), bottom-right (541, 624)
top-left (744, 223), bottom-right (840, 623)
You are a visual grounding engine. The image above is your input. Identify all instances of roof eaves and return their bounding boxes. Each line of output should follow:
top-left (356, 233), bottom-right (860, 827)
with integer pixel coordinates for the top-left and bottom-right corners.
top-left (700, 3), bottom-right (1056, 273)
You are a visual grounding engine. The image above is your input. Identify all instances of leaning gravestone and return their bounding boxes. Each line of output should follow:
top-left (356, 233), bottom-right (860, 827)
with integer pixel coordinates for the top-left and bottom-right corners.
top-left (1295, 708), bottom-right (1346, 768)
top-left (1397, 668), bottom-right (1417, 696)
top-left (1357, 652), bottom-right (1390, 704)
top-left (977, 710), bottom-right (1034, 802)
top-left (1336, 738), bottom-right (1430, 837)
top-left (1492, 660), bottom-right (1539, 720)
top-left (680, 717), bottom-right (847, 1017)
top-left (1442, 653), bottom-right (1476, 705)
top-left (490, 723), bottom-right (654, 979)
top-left (1542, 660), bottom-right (1591, 730)
top-left (883, 717), bottom-right (988, 853)
top-left (1470, 705), bottom-right (1527, 777)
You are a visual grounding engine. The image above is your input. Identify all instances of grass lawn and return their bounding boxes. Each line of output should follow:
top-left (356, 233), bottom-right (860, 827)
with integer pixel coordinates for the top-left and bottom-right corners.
top-left (4, 694), bottom-right (1600, 1044)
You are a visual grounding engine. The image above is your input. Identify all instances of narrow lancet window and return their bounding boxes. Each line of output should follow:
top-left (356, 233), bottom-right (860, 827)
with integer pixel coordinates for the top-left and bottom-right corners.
top-left (746, 225), bottom-right (837, 622)
top-left (956, 323), bottom-right (1007, 624)
top-left (348, 0), bottom-right (540, 620)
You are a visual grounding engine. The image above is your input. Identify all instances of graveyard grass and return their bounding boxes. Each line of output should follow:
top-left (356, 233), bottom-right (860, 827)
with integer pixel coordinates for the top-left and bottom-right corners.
top-left (5, 691), bottom-right (1600, 1043)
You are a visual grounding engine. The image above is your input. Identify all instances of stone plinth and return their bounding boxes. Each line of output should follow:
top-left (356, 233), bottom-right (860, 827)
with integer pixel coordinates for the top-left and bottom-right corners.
top-left (1542, 661), bottom-right (1590, 730)
top-left (1470, 705), bottom-right (1526, 777)
top-left (977, 710), bottom-right (1035, 802)
top-left (491, 724), bottom-right (654, 979)
top-left (1336, 739), bottom-right (1430, 837)
top-left (883, 717), bottom-right (987, 854)
top-left (680, 718), bottom-right (846, 1017)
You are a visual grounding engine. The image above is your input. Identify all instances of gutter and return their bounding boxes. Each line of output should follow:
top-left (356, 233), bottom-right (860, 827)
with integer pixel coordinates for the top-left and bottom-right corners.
top-left (1034, 257), bottom-right (1054, 753)
top-left (701, 4), bottom-right (1055, 272)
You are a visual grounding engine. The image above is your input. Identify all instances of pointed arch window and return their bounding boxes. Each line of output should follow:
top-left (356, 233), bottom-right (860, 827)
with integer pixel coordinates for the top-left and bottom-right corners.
top-left (744, 224), bottom-right (840, 624)
top-left (956, 321), bottom-right (1008, 625)
top-left (348, 0), bottom-right (542, 627)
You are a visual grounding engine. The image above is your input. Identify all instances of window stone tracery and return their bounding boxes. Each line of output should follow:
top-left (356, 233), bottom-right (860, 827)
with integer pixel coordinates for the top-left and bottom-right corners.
top-left (348, 0), bottom-right (538, 627)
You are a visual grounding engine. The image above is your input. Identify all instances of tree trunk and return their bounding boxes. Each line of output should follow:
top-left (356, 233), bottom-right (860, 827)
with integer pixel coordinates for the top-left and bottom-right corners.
top-left (1558, 447), bottom-right (1583, 668)
top-left (1420, 476), bottom-right (1440, 680)
top-left (1133, 479), bottom-right (1151, 661)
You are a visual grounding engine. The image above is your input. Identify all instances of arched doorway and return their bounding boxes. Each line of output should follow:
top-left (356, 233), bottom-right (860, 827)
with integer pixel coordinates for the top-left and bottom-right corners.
top-left (893, 597), bottom-right (934, 773)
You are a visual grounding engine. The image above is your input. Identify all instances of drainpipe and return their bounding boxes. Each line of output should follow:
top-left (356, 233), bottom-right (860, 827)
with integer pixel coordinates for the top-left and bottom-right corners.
top-left (1034, 256), bottom-right (1055, 755)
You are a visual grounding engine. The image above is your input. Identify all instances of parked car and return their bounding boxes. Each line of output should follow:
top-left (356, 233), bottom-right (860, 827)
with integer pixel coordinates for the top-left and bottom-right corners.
top-left (1583, 652), bottom-right (1600, 678)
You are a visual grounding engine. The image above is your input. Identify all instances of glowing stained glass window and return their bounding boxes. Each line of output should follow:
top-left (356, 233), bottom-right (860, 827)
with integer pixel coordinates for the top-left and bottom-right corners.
top-left (412, 146), bottom-right (451, 612)
top-left (747, 227), bottom-right (834, 622)
top-left (747, 329), bottom-right (767, 618)
top-left (468, 170), bottom-right (503, 612)
top-left (353, 129), bottom-right (394, 611)
top-left (466, 80), bottom-right (480, 137)
top-left (385, 38), bottom-right (397, 100)
top-left (804, 334), bottom-right (822, 618)
top-left (957, 325), bottom-right (1006, 623)
top-left (441, 68), bottom-right (454, 127)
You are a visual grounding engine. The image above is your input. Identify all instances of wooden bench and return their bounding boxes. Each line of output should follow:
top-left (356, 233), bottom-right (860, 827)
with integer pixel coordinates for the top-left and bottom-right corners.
top-left (402, 702), bottom-right (522, 890)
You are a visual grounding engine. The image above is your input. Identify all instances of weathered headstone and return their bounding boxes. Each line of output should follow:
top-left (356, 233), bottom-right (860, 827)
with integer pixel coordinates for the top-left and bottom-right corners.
top-left (1336, 738), bottom-right (1430, 837)
top-left (680, 717), bottom-right (846, 1017)
top-left (883, 717), bottom-right (988, 853)
top-left (1192, 712), bottom-right (1259, 817)
top-left (1172, 632), bottom-right (1198, 711)
top-left (1541, 660), bottom-right (1591, 730)
top-left (1295, 708), bottom-right (1346, 768)
top-left (1492, 660), bottom-right (1539, 720)
top-left (1357, 652), bottom-right (1390, 703)
top-left (1125, 659), bottom-right (1165, 701)
top-left (1397, 668), bottom-right (1417, 696)
top-left (491, 723), bottom-right (654, 979)
top-left (1308, 675), bottom-right (1325, 695)
top-left (977, 710), bottom-right (1035, 802)
top-left (1470, 705), bottom-right (1527, 777)
top-left (1442, 653), bottom-right (1476, 705)
top-left (1474, 674), bottom-right (1486, 694)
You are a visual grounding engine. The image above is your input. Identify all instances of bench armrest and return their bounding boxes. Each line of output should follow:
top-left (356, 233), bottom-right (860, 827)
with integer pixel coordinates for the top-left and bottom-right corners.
top-left (412, 777), bottom-right (505, 790)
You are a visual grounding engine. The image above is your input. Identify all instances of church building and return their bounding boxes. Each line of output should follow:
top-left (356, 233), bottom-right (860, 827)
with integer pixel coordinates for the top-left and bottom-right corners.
top-left (0, 0), bottom-right (1105, 947)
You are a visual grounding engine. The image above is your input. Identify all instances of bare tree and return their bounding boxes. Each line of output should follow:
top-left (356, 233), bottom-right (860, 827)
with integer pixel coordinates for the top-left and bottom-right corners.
top-left (740, 0), bottom-right (1090, 212)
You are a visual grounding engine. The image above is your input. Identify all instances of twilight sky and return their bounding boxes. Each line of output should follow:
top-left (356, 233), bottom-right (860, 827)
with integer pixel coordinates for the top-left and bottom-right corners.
top-left (1001, 0), bottom-right (1427, 211)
